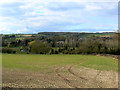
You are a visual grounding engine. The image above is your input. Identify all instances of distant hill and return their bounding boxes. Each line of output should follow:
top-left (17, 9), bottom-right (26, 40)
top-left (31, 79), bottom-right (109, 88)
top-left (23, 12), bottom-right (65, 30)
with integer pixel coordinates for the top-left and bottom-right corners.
top-left (37, 32), bottom-right (115, 38)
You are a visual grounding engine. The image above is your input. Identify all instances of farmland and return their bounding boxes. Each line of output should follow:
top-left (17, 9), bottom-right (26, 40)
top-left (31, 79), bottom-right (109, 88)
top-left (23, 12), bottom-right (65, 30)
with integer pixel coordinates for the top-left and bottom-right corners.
top-left (2, 32), bottom-right (119, 88)
top-left (2, 54), bottom-right (118, 88)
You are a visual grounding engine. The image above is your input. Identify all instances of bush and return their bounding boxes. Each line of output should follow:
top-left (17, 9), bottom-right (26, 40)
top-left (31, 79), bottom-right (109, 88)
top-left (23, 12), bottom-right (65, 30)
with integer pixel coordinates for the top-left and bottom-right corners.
top-left (50, 49), bottom-right (55, 54)
top-left (2, 48), bottom-right (16, 54)
top-left (54, 50), bottom-right (58, 54)
top-left (30, 41), bottom-right (51, 54)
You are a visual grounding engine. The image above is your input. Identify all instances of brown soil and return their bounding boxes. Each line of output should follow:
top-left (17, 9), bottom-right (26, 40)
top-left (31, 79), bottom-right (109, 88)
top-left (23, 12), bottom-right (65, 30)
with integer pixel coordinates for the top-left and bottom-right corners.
top-left (2, 64), bottom-right (118, 88)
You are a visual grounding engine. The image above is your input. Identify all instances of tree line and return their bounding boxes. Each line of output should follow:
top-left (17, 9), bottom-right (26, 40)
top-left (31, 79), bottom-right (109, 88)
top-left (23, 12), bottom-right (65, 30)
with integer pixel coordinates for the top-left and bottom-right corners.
top-left (2, 33), bottom-right (119, 55)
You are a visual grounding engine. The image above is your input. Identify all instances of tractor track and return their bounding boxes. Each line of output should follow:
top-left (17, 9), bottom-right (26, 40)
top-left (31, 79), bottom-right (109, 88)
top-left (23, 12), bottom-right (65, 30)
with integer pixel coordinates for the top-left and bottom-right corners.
top-left (67, 58), bottom-right (103, 88)
top-left (68, 59), bottom-right (88, 81)
top-left (55, 68), bottom-right (77, 88)
top-left (55, 58), bottom-right (104, 88)
top-left (55, 58), bottom-right (88, 88)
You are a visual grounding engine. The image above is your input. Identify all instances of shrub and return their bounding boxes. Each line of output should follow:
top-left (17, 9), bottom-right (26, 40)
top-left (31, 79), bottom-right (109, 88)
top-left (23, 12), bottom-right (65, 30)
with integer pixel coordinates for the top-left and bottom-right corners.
top-left (30, 41), bottom-right (51, 54)
top-left (2, 48), bottom-right (16, 54)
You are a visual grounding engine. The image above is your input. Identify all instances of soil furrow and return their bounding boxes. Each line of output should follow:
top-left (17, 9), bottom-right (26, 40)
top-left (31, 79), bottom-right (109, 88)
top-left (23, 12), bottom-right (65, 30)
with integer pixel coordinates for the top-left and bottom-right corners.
top-left (68, 58), bottom-right (88, 80)
top-left (68, 65), bottom-right (88, 81)
top-left (55, 68), bottom-right (77, 88)
top-left (67, 58), bottom-right (103, 88)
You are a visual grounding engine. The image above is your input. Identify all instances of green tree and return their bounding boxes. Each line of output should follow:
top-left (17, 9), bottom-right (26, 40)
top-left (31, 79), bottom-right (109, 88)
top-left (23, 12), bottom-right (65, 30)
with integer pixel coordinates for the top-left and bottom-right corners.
top-left (30, 41), bottom-right (51, 54)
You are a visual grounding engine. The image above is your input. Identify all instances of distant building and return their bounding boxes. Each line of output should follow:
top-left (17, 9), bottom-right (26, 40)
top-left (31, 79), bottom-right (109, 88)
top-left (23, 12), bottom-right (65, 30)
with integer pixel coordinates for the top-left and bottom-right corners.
top-left (20, 49), bottom-right (25, 52)
top-left (79, 37), bottom-right (87, 40)
top-left (56, 41), bottom-right (64, 44)
top-left (98, 35), bottom-right (113, 40)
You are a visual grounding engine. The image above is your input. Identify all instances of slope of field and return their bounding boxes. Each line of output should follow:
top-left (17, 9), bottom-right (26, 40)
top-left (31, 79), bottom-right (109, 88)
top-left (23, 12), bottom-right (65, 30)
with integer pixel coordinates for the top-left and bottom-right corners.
top-left (2, 54), bottom-right (118, 88)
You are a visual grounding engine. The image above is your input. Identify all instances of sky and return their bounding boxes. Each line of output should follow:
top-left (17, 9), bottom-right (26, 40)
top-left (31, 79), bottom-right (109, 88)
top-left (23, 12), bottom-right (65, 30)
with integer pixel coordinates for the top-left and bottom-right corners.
top-left (0, 0), bottom-right (118, 34)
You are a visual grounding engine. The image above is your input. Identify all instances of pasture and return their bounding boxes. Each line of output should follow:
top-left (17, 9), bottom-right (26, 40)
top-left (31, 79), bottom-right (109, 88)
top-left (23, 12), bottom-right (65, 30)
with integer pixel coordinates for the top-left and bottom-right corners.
top-left (2, 54), bottom-right (118, 88)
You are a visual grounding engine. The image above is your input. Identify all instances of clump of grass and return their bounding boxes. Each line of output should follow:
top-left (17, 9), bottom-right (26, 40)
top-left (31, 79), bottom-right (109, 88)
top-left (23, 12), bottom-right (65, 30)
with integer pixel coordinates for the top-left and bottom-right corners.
top-left (63, 70), bottom-right (69, 73)
top-left (46, 71), bottom-right (53, 74)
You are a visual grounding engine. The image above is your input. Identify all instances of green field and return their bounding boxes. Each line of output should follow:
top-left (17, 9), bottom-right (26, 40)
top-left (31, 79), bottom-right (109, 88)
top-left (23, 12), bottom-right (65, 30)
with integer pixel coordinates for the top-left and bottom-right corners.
top-left (2, 54), bottom-right (118, 72)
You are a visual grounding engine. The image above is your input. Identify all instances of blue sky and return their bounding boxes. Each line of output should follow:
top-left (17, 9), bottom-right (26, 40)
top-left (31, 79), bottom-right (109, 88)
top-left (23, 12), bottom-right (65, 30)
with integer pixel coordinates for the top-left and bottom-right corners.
top-left (0, 0), bottom-right (118, 34)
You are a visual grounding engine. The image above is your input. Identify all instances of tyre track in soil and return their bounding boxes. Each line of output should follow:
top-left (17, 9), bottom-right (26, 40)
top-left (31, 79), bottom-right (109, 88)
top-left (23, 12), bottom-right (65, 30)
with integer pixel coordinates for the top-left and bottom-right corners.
top-left (66, 58), bottom-right (104, 88)
top-left (68, 58), bottom-right (88, 81)
top-left (55, 58), bottom-right (88, 88)
top-left (55, 68), bottom-right (77, 88)
top-left (55, 57), bottom-right (107, 88)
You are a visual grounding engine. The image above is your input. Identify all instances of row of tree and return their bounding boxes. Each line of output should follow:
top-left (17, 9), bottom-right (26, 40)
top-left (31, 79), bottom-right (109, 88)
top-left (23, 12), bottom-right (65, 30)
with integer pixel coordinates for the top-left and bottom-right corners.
top-left (2, 33), bottom-right (119, 55)
top-left (24, 36), bottom-right (119, 55)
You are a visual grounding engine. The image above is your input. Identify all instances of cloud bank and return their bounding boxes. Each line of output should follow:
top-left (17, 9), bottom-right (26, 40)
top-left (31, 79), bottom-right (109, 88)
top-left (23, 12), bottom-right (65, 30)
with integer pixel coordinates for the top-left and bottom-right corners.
top-left (0, 0), bottom-right (118, 34)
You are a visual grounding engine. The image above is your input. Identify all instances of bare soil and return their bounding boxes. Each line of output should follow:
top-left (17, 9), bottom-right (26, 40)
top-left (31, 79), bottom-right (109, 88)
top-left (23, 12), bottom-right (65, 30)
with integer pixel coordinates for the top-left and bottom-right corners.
top-left (2, 65), bottom-right (118, 88)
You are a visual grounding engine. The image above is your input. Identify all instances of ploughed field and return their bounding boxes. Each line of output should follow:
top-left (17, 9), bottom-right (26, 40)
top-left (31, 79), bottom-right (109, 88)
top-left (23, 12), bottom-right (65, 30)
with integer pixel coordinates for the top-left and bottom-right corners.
top-left (2, 54), bottom-right (118, 88)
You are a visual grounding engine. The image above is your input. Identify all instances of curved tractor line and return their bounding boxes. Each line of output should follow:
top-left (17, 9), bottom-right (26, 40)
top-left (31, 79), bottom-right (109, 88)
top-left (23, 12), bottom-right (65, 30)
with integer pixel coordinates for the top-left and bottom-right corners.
top-left (68, 58), bottom-right (88, 81)
top-left (55, 58), bottom-right (88, 88)
top-left (55, 57), bottom-right (105, 88)
top-left (68, 58), bottom-right (103, 88)
top-left (55, 68), bottom-right (77, 88)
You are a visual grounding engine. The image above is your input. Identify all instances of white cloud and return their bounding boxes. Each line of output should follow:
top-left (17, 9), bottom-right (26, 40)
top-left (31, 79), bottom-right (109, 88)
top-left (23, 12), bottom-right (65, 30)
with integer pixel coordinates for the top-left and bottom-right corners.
top-left (85, 5), bottom-right (102, 10)
top-left (20, 0), bottom-right (119, 3)
top-left (23, 28), bottom-right (29, 32)
top-left (0, 0), bottom-right (20, 5)
top-left (0, 0), bottom-right (118, 33)
top-left (16, 28), bottom-right (29, 33)
top-left (16, 29), bottom-right (21, 33)
top-left (94, 24), bottom-right (117, 30)
top-left (0, 27), bottom-right (11, 34)
top-left (19, 4), bottom-right (33, 9)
